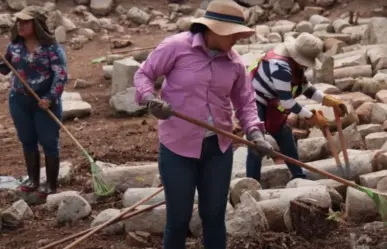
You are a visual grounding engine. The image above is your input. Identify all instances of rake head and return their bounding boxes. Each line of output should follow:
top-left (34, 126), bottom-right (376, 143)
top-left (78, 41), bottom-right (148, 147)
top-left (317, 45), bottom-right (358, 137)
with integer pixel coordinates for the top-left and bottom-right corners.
top-left (90, 161), bottom-right (115, 196)
top-left (358, 186), bottom-right (387, 222)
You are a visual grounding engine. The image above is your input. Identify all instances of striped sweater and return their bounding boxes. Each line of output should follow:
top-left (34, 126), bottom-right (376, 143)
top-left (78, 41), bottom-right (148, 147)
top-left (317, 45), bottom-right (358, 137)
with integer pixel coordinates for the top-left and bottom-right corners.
top-left (252, 58), bottom-right (325, 118)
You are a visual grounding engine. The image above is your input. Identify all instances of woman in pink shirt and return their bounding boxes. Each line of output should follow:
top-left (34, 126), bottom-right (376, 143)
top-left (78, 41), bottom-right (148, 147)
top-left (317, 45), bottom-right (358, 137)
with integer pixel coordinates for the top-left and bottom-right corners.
top-left (134, 1), bottom-right (272, 248)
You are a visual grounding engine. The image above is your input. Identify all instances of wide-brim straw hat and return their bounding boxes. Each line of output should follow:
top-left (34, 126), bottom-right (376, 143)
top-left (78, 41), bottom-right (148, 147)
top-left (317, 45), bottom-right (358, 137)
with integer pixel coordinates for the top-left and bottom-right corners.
top-left (14, 6), bottom-right (48, 22)
top-left (190, 0), bottom-right (255, 38)
top-left (284, 32), bottom-right (324, 69)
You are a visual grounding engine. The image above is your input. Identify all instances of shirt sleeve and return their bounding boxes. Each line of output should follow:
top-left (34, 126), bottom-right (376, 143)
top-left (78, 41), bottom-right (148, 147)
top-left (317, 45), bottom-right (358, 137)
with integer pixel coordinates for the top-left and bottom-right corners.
top-left (230, 62), bottom-right (263, 135)
top-left (0, 43), bottom-right (12, 75)
top-left (133, 36), bottom-right (178, 105)
top-left (301, 81), bottom-right (325, 103)
top-left (43, 44), bottom-right (68, 102)
top-left (271, 63), bottom-right (313, 118)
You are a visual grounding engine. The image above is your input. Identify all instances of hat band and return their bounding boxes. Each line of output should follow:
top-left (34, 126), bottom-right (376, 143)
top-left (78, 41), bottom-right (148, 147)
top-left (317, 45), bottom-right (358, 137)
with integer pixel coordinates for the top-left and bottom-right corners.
top-left (204, 11), bottom-right (245, 25)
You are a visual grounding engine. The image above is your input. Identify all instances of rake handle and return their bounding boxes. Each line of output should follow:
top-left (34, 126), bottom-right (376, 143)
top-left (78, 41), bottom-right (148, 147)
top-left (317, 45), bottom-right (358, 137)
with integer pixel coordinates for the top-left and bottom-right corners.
top-left (62, 187), bottom-right (164, 249)
top-left (334, 108), bottom-right (350, 167)
top-left (39, 200), bottom-right (166, 249)
top-left (0, 53), bottom-right (88, 159)
top-left (173, 111), bottom-right (357, 189)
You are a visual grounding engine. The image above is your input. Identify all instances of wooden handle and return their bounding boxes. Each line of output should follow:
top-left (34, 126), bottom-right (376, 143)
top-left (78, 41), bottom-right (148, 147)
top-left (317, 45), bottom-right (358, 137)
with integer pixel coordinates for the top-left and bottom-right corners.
top-left (323, 126), bottom-right (342, 167)
top-left (0, 53), bottom-right (90, 158)
top-left (39, 200), bottom-right (166, 249)
top-left (62, 187), bottom-right (164, 249)
top-left (334, 109), bottom-right (350, 167)
top-left (173, 111), bottom-right (357, 188)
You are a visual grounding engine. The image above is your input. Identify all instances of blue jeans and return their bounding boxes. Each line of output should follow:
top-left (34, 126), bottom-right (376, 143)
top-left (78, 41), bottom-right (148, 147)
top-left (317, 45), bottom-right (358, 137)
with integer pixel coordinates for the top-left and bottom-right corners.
top-left (159, 135), bottom-right (233, 249)
top-left (246, 102), bottom-right (306, 181)
top-left (9, 92), bottom-right (62, 157)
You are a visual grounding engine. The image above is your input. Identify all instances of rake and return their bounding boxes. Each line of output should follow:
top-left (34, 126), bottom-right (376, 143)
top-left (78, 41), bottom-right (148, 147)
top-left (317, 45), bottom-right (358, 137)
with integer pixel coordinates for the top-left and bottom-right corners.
top-left (0, 53), bottom-right (115, 197)
top-left (172, 110), bottom-right (387, 221)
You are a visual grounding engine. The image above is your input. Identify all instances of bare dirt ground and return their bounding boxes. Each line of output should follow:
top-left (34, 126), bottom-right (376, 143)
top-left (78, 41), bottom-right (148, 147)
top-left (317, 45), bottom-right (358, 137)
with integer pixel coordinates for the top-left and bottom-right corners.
top-left (1, 0), bottom-right (387, 248)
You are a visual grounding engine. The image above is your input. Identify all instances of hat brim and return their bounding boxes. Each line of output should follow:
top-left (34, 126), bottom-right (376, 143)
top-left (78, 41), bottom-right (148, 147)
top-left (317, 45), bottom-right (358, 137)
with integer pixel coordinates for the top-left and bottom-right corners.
top-left (14, 12), bottom-right (34, 20)
top-left (190, 17), bottom-right (255, 39)
top-left (284, 36), bottom-right (321, 69)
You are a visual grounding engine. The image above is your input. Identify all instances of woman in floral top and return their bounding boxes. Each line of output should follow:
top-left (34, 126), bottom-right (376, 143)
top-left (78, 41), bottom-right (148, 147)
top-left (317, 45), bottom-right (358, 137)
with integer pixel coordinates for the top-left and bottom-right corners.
top-left (0, 6), bottom-right (68, 199)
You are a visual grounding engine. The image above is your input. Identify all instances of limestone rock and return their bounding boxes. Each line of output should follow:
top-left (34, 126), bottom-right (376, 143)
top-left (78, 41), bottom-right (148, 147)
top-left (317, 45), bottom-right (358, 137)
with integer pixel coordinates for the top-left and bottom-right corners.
top-left (363, 17), bottom-right (387, 45)
top-left (176, 16), bottom-right (193, 31)
top-left (127, 7), bottom-right (151, 25)
top-left (376, 90), bottom-right (387, 103)
top-left (359, 170), bottom-right (387, 189)
top-left (98, 162), bottom-right (159, 191)
top-left (226, 192), bottom-right (269, 236)
top-left (295, 21), bottom-right (313, 33)
top-left (376, 177), bottom-right (387, 191)
top-left (333, 50), bottom-right (367, 69)
top-left (324, 38), bottom-right (347, 55)
top-left (103, 65), bottom-right (113, 79)
top-left (57, 194), bottom-right (92, 224)
top-left (6, 0), bottom-right (26, 11)
top-left (297, 137), bottom-right (327, 162)
top-left (1, 199), bottom-right (33, 228)
top-left (74, 0), bottom-right (90, 4)
top-left (124, 205), bottom-right (166, 234)
top-left (257, 185), bottom-right (331, 231)
top-left (229, 177), bottom-right (261, 206)
top-left (338, 91), bottom-right (374, 109)
top-left (122, 188), bottom-right (183, 207)
top-left (334, 65), bottom-right (372, 80)
top-left (355, 102), bottom-right (375, 124)
top-left (332, 18), bottom-right (350, 33)
top-left (111, 58), bottom-right (140, 96)
top-left (62, 99), bottom-right (92, 120)
top-left (314, 83), bottom-right (341, 94)
top-left (315, 0), bottom-right (335, 7)
top-left (309, 15), bottom-right (330, 26)
top-left (54, 26), bottom-right (67, 43)
top-left (371, 103), bottom-right (387, 124)
top-left (353, 77), bottom-right (387, 98)
top-left (90, 0), bottom-right (113, 16)
top-left (334, 77), bottom-right (355, 91)
top-left (365, 132), bottom-right (387, 149)
top-left (358, 124), bottom-right (383, 138)
top-left (46, 191), bottom-right (79, 211)
top-left (345, 187), bottom-right (380, 222)
top-left (0, 14), bottom-right (14, 29)
top-left (305, 152), bottom-right (373, 181)
top-left (109, 87), bottom-right (147, 116)
top-left (91, 208), bottom-right (124, 234)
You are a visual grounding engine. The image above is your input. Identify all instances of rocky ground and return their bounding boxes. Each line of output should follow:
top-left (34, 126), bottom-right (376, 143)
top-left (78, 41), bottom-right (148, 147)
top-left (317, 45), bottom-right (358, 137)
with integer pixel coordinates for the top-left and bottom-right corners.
top-left (1, 0), bottom-right (387, 248)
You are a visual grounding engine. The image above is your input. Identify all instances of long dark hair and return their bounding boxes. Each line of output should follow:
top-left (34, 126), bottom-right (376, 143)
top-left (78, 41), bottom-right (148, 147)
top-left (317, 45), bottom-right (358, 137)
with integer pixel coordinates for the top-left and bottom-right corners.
top-left (189, 23), bottom-right (209, 34)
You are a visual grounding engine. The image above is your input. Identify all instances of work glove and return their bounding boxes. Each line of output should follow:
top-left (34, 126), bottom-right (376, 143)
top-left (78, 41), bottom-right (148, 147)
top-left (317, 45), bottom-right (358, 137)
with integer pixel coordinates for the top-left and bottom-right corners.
top-left (246, 130), bottom-right (273, 158)
top-left (144, 94), bottom-right (172, 120)
top-left (322, 95), bottom-right (348, 116)
top-left (305, 110), bottom-right (329, 129)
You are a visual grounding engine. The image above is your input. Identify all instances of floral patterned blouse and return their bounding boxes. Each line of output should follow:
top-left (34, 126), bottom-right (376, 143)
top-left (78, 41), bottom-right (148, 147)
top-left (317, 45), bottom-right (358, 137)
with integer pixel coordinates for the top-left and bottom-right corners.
top-left (0, 41), bottom-right (68, 103)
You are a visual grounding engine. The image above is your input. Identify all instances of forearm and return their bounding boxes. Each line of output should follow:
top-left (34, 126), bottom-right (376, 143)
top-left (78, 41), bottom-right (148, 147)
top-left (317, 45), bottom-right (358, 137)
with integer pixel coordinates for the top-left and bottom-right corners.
top-left (134, 68), bottom-right (157, 105)
top-left (302, 82), bottom-right (325, 103)
top-left (279, 98), bottom-right (313, 118)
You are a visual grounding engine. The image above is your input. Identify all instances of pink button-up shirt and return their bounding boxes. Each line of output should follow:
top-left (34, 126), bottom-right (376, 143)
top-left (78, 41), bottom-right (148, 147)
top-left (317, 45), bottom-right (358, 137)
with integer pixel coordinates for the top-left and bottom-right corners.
top-left (134, 32), bottom-right (262, 158)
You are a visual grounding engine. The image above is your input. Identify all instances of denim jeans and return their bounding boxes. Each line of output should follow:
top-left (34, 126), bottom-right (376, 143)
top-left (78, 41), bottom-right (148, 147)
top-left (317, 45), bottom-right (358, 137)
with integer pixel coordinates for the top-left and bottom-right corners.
top-left (159, 135), bottom-right (233, 249)
top-left (9, 92), bottom-right (62, 157)
top-left (246, 102), bottom-right (306, 181)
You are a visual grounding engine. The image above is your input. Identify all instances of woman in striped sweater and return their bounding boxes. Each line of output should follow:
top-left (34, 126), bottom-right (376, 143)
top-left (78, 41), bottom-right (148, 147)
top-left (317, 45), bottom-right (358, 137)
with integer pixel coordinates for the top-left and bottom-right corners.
top-left (246, 32), bottom-right (348, 182)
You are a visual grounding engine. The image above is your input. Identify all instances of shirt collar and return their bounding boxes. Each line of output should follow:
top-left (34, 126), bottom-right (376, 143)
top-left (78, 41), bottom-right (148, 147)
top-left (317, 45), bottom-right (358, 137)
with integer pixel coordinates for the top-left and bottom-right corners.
top-left (191, 32), bottom-right (234, 61)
